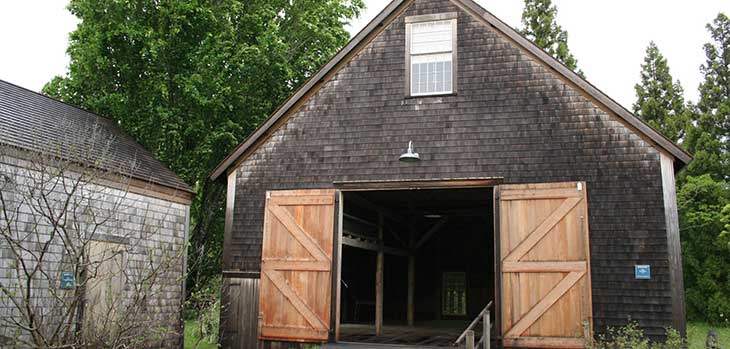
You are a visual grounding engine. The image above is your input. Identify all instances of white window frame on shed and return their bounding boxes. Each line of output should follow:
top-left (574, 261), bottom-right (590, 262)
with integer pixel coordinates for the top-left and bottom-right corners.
top-left (405, 13), bottom-right (458, 97)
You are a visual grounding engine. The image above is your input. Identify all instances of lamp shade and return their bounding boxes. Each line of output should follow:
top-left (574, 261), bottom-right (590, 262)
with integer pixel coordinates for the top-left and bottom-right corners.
top-left (399, 141), bottom-right (420, 162)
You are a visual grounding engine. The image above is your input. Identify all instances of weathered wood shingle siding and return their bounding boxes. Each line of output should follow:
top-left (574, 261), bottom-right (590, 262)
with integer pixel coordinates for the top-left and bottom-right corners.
top-left (0, 153), bottom-right (189, 347)
top-left (227, 0), bottom-right (674, 337)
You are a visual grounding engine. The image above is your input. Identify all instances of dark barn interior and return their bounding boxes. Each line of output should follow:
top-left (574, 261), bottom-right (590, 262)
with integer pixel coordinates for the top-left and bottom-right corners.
top-left (339, 188), bottom-right (495, 346)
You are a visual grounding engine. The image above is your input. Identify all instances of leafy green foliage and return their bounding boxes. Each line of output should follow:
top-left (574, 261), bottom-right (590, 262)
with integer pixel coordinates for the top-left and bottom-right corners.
top-left (587, 321), bottom-right (686, 349)
top-left (519, 0), bottom-right (583, 76)
top-left (43, 0), bottom-right (364, 294)
top-left (633, 42), bottom-right (689, 143)
top-left (679, 175), bottom-right (730, 324)
top-left (674, 13), bottom-right (730, 325)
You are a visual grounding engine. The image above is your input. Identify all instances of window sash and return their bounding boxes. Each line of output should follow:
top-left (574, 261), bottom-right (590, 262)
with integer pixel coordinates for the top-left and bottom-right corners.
top-left (410, 55), bottom-right (453, 96)
top-left (411, 20), bottom-right (453, 55)
top-left (408, 19), bottom-right (455, 96)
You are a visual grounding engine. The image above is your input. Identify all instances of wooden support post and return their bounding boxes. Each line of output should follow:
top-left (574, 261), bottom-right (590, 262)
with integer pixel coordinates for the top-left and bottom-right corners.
top-left (407, 222), bottom-right (415, 327)
top-left (465, 330), bottom-right (475, 349)
top-left (484, 310), bottom-right (491, 349)
top-left (375, 213), bottom-right (384, 336)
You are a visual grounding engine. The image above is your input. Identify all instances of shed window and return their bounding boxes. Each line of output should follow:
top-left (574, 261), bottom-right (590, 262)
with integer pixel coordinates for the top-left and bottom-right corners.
top-left (442, 271), bottom-right (467, 316)
top-left (407, 16), bottom-right (456, 96)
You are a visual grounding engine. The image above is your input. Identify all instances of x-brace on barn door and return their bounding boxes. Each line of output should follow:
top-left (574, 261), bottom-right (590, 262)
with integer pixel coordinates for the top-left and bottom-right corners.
top-left (498, 182), bottom-right (593, 348)
top-left (259, 189), bottom-right (336, 342)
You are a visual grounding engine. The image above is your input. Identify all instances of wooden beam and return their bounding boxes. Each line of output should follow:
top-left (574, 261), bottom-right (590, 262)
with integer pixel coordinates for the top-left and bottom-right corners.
top-left (344, 192), bottom-right (410, 248)
top-left (344, 213), bottom-right (380, 228)
top-left (661, 153), bottom-right (687, 336)
top-left (341, 235), bottom-right (408, 257)
top-left (345, 192), bottom-right (405, 222)
top-left (375, 214), bottom-right (384, 336)
top-left (262, 260), bottom-right (331, 271)
top-left (334, 177), bottom-right (503, 191)
top-left (502, 261), bottom-right (587, 273)
top-left (410, 207), bottom-right (490, 217)
top-left (414, 217), bottom-right (448, 250)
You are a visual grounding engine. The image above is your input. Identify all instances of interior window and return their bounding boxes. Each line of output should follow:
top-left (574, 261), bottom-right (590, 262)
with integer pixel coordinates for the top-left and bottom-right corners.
top-left (442, 271), bottom-right (467, 316)
top-left (409, 19), bottom-right (455, 96)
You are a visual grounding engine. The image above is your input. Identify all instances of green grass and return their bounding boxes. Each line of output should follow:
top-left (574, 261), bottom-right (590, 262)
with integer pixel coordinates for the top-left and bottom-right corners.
top-left (687, 321), bottom-right (730, 349)
top-left (184, 320), bottom-right (218, 349)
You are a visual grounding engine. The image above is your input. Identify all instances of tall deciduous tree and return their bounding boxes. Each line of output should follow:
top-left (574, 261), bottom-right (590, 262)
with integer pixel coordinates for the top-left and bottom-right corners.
top-left (633, 42), bottom-right (689, 143)
top-left (43, 0), bottom-right (364, 293)
top-left (519, 0), bottom-right (583, 76)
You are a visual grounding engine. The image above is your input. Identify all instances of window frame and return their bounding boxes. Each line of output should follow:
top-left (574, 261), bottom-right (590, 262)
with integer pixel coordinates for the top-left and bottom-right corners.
top-left (405, 12), bottom-right (458, 97)
top-left (441, 270), bottom-right (468, 317)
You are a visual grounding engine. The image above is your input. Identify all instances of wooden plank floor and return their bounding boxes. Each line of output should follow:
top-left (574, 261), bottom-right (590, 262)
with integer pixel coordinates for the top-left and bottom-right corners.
top-left (334, 322), bottom-right (480, 347)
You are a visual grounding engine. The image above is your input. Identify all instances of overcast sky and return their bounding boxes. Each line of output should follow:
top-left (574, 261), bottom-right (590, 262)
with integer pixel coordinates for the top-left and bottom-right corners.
top-left (1, 1), bottom-right (728, 110)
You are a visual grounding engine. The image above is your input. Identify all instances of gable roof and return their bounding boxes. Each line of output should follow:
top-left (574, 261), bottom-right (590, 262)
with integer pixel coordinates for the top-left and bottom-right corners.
top-left (0, 79), bottom-right (194, 194)
top-left (210, 0), bottom-right (691, 181)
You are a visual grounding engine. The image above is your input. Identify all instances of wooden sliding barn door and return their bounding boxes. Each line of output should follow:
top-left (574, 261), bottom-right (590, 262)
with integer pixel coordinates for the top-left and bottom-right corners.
top-left (259, 189), bottom-right (336, 342)
top-left (498, 182), bottom-right (593, 348)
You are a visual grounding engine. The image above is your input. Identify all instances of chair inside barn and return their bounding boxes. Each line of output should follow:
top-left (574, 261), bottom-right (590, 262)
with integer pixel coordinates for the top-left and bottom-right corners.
top-left (338, 188), bottom-right (495, 346)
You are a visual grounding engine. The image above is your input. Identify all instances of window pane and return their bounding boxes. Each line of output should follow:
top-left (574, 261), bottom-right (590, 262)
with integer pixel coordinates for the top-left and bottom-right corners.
top-left (411, 63), bottom-right (419, 94)
top-left (411, 53), bottom-right (452, 95)
top-left (443, 272), bottom-right (466, 316)
top-left (444, 61), bottom-right (452, 92)
top-left (411, 20), bottom-right (452, 54)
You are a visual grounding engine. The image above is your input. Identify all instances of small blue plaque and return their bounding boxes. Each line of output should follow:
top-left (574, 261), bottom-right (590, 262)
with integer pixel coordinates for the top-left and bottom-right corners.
top-left (60, 272), bottom-right (75, 289)
top-left (635, 265), bottom-right (651, 280)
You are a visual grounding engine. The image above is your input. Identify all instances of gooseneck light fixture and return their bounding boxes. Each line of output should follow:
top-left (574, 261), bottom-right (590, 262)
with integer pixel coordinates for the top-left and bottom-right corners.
top-left (399, 141), bottom-right (421, 163)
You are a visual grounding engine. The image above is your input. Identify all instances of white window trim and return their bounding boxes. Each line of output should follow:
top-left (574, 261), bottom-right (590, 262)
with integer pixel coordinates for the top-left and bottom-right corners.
top-left (405, 12), bottom-right (458, 97)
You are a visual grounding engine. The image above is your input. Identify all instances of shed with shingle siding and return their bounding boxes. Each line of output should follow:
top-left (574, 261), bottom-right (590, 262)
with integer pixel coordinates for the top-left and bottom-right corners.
top-left (211, 0), bottom-right (690, 348)
top-left (0, 79), bottom-right (193, 348)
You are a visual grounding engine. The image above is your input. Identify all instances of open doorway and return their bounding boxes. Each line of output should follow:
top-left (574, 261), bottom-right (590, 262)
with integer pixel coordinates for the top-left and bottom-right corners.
top-left (337, 187), bottom-right (496, 346)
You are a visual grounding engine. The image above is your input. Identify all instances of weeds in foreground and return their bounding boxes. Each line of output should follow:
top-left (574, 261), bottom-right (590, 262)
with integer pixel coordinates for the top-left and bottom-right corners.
top-left (585, 321), bottom-right (686, 349)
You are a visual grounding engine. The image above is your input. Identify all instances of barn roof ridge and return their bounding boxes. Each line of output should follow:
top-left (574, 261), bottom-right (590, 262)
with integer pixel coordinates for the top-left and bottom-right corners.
top-left (210, 0), bottom-right (691, 181)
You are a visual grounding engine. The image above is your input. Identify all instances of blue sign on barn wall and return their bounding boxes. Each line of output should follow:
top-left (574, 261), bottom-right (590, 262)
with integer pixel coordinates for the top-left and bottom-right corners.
top-left (60, 272), bottom-right (75, 289)
top-left (635, 265), bottom-right (651, 280)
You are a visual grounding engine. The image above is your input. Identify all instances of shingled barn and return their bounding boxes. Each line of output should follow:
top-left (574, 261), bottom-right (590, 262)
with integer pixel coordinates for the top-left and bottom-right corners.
top-left (210, 0), bottom-right (691, 348)
top-left (0, 79), bottom-right (193, 347)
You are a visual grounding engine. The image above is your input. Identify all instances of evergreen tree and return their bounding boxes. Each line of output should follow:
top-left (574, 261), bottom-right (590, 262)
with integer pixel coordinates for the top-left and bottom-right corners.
top-left (678, 13), bottom-right (730, 325)
top-left (43, 0), bottom-right (364, 294)
top-left (519, 0), bottom-right (583, 76)
top-left (684, 13), bottom-right (730, 181)
top-left (633, 42), bottom-right (688, 143)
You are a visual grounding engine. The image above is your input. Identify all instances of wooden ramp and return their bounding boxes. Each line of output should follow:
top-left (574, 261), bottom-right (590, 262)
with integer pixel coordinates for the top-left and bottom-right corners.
top-left (333, 323), bottom-right (476, 348)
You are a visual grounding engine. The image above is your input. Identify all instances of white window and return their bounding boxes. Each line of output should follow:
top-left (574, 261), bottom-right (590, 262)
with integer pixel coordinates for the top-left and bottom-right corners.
top-left (407, 15), bottom-right (457, 96)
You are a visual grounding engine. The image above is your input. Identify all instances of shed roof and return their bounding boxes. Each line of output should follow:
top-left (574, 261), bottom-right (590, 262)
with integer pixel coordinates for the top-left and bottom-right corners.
top-left (0, 79), bottom-right (193, 193)
top-left (210, 0), bottom-right (692, 181)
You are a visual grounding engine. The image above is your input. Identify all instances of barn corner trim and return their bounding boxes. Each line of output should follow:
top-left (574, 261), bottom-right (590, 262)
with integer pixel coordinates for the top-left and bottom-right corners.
top-left (209, 0), bottom-right (692, 182)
